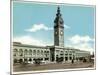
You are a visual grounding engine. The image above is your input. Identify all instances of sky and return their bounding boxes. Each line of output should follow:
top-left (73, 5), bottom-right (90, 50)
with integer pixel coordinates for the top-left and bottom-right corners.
top-left (13, 1), bottom-right (95, 53)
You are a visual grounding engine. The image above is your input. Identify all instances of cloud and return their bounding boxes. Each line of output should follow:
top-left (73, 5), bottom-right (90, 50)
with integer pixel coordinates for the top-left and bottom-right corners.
top-left (67, 44), bottom-right (94, 54)
top-left (65, 35), bottom-right (95, 53)
top-left (25, 24), bottom-right (70, 32)
top-left (13, 35), bottom-right (95, 54)
top-left (64, 24), bottom-right (70, 29)
top-left (69, 35), bottom-right (94, 44)
top-left (13, 35), bottom-right (47, 46)
top-left (25, 24), bottom-right (53, 32)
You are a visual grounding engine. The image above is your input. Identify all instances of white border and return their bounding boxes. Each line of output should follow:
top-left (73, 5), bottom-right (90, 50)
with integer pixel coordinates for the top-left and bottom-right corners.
top-left (13, 0), bottom-right (96, 5)
top-left (13, 68), bottom-right (95, 75)
top-left (11, 1), bottom-right (96, 75)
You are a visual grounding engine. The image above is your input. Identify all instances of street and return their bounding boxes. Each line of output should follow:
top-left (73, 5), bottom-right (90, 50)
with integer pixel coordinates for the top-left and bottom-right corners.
top-left (13, 62), bottom-right (94, 72)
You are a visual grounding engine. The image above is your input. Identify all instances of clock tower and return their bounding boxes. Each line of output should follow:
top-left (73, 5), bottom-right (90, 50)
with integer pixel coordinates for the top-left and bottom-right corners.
top-left (54, 6), bottom-right (64, 47)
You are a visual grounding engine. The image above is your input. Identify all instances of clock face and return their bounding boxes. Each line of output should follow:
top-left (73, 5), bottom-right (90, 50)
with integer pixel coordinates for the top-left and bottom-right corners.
top-left (60, 31), bottom-right (63, 35)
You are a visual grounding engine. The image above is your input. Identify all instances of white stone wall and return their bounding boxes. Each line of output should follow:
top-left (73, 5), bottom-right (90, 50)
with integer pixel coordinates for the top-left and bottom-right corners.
top-left (13, 44), bottom-right (90, 64)
top-left (13, 45), bottom-right (50, 64)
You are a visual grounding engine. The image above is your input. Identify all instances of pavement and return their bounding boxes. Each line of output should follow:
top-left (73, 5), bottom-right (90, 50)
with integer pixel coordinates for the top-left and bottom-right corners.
top-left (13, 62), bottom-right (94, 72)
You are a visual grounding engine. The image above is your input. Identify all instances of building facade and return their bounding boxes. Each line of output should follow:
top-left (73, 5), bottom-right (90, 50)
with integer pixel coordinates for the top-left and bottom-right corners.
top-left (13, 7), bottom-right (90, 64)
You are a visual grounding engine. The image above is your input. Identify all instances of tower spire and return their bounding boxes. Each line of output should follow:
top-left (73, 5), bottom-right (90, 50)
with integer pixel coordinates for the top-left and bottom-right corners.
top-left (54, 6), bottom-right (64, 47)
top-left (57, 6), bottom-right (60, 14)
top-left (56, 6), bottom-right (61, 17)
top-left (54, 6), bottom-right (64, 27)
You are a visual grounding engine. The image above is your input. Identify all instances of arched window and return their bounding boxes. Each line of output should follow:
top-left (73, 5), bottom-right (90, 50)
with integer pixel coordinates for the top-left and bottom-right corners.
top-left (37, 50), bottom-right (40, 55)
top-left (14, 59), bottom-right (17, 63)
top-left (33, 50), bottom-right (36, 55)
top-left (14, 48), bottom-right (17, 51)
top-left (44, 51), bottom-right (46, 54)
top-left (13, 48), bottom-right (18, 56)
top-left (24, 49), bottom-right (28, 55)
top-left (19, 49), bottom-right (23, 56)
top-left (29, 58), bottom-right (32, 62)
top-left (47, 51), bottom-right (49, 54)
top-left (60, 51), bottom-right (63, 54)
top-left (69, 57), bottom-right (72, 60)
top-left (29, 49), bottom-right (32, 55)
top-left (41, 50), bottom-right (43, 55)
top-left (19, 59), bottom-right (23, 63)
top-left (61, 51), bottom-right (63, 53)
top-left (44, 51), bottom-right (47, 57)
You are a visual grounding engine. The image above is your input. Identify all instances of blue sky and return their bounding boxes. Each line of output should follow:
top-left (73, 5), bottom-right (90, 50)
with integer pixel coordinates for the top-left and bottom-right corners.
top-left (13, 2), bottom-right (95, 53)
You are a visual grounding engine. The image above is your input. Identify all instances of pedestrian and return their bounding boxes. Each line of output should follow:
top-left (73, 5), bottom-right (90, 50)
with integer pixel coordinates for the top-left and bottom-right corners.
top-left (72, 59), bottom-right (74, 64)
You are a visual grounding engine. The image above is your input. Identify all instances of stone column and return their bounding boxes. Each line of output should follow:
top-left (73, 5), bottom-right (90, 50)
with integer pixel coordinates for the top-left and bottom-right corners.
top-left (72, 53), bottom-right (73, 59)
top-left (31, 50), bottom-right (33, 64)
top-left (43, 51), bottom-right (45, 61)
top-left (63, 50), bottom-right (65, 63)
top-left (55, 50), bottom-right (56, 63)
top-left (35, 50), bottom-right (37, 59)
top-left (68, 51), bottom-right (69, 62)
top-left (49, 51), bottom-right (50, 62)
top-left (22, 50), bottom-right (24, 63)
top-left (17, 49), bottom-right (19, 60)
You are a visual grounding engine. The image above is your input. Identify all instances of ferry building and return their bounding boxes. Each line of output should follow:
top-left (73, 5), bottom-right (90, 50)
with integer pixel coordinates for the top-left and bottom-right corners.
top-left (13, 7), bottom-right (90, 64)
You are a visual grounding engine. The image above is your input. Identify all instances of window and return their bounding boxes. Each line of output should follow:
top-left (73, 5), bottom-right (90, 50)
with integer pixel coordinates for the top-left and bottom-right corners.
top-left (19, 49), bottom-right (23, 56)
top-left (65, 54), bottom-right (68, 55)
top-left (69, 54), bottom-right (72, 55)
top-left (47, 51), bottom-right (49, 55)
top-left (24, 49), bottom-right (28, 55)
top-left (65, 57), bottom-right (68, 61)
top-left (61, 51), bottom-right (63, 53)
top-left (45, 58), bottom-right (49, 61)
top-left (44, 51), bottom-right (47, 57)
top-left (14, 48), bottom-right (18, 52)
top-left (44, 51), bottom-right (46, 53)
top-left (14, 59), bottom-right (17, 63)
top-left (29, 58), bottom-right (32, 62)
top-left (37, 50), bottom-right (40, 55)
top-left (69, 57), bottom-right (72, 60)
top-left (29, 49), bottom-right (32, 55)
top-left (13, 49), bottom-right (18, 56)
top-left (60, 54), bottom-right (63, 55)
top-left (33, 50), bottom-right (36, 55)
top-left (41, 50), bottom-right (43, 55)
